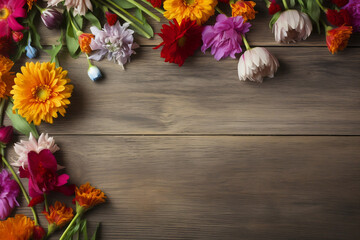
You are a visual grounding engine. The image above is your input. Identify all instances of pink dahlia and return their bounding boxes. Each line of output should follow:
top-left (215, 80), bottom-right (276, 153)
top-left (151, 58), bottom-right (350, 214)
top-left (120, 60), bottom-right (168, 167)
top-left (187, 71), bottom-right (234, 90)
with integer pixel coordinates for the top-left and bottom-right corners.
top-left (0, 169), bottom-right (20, 220)
top-left (0, 0), bottom-right (26, 38)
top-left (201, 14), bottom-right (251, 61)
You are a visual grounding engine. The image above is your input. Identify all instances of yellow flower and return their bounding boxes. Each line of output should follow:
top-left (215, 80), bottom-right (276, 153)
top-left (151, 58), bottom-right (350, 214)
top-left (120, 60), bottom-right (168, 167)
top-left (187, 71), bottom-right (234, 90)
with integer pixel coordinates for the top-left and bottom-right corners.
top-left (74, 183), bottom-right (106, 210)
top-left (43, 201), bottom-right (74, 228)
top-left (163, 0), bottom-right (217, 25)
top-left (0, 55), bottom-right (15, 99)
top-left (11, 62), bottom-right (74, 125)
top-left (0, 214), bottom-right (35, 240)
top-left (231, 0), bottom-right (257, 22)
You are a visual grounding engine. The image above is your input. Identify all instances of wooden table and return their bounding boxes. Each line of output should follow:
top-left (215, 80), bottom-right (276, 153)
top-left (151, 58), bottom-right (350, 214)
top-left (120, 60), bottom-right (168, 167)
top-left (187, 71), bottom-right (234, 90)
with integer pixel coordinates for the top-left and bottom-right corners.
top-left (12, 1), bottom-right (360, 239)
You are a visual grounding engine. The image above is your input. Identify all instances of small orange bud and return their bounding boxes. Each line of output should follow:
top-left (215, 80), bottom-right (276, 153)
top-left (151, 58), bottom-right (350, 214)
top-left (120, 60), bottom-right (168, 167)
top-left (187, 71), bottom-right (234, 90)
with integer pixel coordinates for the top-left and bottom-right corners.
top-left (79, 33), bottom-right (94, 54)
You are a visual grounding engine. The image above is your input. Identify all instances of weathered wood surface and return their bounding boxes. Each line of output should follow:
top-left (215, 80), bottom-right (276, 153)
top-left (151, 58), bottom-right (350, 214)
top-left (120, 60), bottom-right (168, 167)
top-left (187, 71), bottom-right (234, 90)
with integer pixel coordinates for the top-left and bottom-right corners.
top-left (12, 136), bottom-right (360, 240)
top-left (7, 1), bottom-right (360, 239)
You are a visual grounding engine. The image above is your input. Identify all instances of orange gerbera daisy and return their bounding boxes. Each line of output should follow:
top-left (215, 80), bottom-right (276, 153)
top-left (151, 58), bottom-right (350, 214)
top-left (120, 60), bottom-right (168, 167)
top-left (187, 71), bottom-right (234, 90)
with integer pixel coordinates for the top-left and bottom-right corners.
top-left (43, 201), bottom-right (74, 229)
top-left (326, 25), bottom-right (352, 54)
top-left (74, 183), bottom-right (106, 211)
top-left (0, 214), bottom-right (35, 240)
top-left (231, 0), bottom-right (257, 22)
top-left (0, 55), bottom-right (15, 99)
top-left (163, 0), bottom-right (217, 25)
top-left (79, 33), bottom-right (94, 54)
top-left (11, 62), bottom-right (74, 125)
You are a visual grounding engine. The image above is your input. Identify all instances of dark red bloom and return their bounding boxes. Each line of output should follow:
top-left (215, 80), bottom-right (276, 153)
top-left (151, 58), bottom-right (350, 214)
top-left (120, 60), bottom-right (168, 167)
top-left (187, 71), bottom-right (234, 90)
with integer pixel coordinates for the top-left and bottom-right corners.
top-left (0, 37), bottom-right (13, 57)
top-left (19, 150), bottom-right (74, 206)
top-left (105, 11), bottom-right (117, 26)
top-left (33, 225), bottom-right (46, 240)
top-left (218, 0), bottom-right (229, 3)
top-left (0, 126), bottom-right (13, 144)
top-left (331, 0), bottom-right (349, 8)
top-left (269, 0), bottom-right (281, 15)
top-left (12, 31), bottom-right (23, 42)
top-left (146, 0), bottom-right (162, 8)
top-left (326, 9), bottom-right (352, 27)
top-left (154, 19), bottom-right (203, 67)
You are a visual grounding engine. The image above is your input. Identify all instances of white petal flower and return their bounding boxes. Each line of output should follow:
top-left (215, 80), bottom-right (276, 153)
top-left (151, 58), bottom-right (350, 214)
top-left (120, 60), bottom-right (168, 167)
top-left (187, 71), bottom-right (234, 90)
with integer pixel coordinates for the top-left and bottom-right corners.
top-left (12, 133), bottom-right (61, 169)
top-left (273, 10), bottom-right (312, 43)
top-left (238, 47), bottom-right (279, 83)
top-left (89, 21), bottom-right (139, 69)
top-left (46, 0), bottom-right (92, 16)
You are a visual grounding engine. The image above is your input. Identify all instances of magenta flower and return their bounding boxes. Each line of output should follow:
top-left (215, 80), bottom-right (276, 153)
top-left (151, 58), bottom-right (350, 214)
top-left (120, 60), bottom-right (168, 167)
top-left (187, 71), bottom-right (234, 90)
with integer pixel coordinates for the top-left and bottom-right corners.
top-left (344, 0), bottom-right (360, 32)
top-left (19, 149), bottom-right (74, 206)
top-left (201, 14), bottom-right (251, 61)
top-left (0, 125), bottom-right (13, 144)
top-left (0, 169), bottom-right (20, 220)
top-left (0, 0), bottom-right (27, 38)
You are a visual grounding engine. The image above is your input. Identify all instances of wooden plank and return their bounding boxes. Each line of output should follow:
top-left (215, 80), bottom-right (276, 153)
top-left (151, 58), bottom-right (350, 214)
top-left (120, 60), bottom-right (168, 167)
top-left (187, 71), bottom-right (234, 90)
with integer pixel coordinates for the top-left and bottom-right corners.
top-left (10, 47), bottom-right (360, 135)
top-left (11, 136), bottom-right (360, 239)
top-left (37, 1), bottom-right (360, 47)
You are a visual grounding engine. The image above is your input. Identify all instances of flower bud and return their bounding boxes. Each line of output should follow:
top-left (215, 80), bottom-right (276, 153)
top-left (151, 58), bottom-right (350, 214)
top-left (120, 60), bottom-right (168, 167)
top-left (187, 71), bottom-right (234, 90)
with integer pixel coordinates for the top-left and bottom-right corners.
top-left (105, 11), bottom-right (118, 26)
top-left (41, 8), bottom-right (63, 30)
top-left (79, 33), bottom-right (94, 54)
top-left (0, 126), bottom-right (13, 144)
top-left (88, 65), bottom-right (103, 81)
top-left (25, 41), bottom-right (38, 59)
top-left (12, 31), bottom-right (23, 42)
top-left (33, 225), bottom-right (46, 240)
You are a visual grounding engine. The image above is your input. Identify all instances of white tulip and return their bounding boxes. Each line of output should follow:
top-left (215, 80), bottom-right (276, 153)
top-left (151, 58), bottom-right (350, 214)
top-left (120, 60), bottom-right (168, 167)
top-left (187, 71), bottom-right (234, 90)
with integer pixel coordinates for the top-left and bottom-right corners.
top-left (238, 47), bottom-right (279, 83)
top-left (273, 10), bottom-right (312, 43)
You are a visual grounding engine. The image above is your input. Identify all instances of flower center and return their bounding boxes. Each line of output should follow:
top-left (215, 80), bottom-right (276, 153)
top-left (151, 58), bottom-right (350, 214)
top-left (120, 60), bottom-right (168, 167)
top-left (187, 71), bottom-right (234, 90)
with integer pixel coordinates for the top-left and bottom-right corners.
top-left (0, 7), bottom-right (10, 20)
top-left (184, 0), bottom-right (195, 5)
top-left (177, 36), bottom-right (187, 47)
top-left (33, 85), bottom-right (51, 102)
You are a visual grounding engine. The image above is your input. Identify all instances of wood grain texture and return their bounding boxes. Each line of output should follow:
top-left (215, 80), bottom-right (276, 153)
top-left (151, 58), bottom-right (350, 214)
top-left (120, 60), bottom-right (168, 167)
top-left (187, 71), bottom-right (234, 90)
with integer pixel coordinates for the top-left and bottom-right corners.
top-left (36, 0), bottom-right (360, 47)
top-left (11, 136), bottom-right (360, 240)
top-left (9, 47), bottom-right (360, 135)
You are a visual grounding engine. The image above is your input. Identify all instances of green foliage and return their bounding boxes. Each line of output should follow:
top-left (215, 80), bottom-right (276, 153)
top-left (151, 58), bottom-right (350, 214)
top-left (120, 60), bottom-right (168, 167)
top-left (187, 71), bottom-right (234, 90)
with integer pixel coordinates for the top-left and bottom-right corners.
top-left (112, 0), bottom-right (136, 9)
top-left (44, 31), bottom-right (64, 67)
top-left (61, 218), bottom-right (101, 240)
top-left (84, 12), bottom-right (102, 29)
top-left (290, 0), bottom-right (296, 7)
top-left (133, 9), bottom-right (154, 38)
top-left (300, 0), bottom-right (321, 33)
top-left (65, 11), bottom-right (81, 58)
top-left (6, 100), bottom-right (38, 138)
top-left (269, 11), bottom-right (281, 29)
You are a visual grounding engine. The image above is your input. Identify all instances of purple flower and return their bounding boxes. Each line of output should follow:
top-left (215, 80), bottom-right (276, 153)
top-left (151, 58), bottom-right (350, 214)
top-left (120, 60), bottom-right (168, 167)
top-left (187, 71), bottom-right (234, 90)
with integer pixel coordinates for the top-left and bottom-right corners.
top-left (344, 0), bottom-right (360, 32)
top-left (0, 169), bottom-right (20, 220)
top-left (0, 126), bottom-right (13, 144)
top-left (201, 14), bottom-right (251, 61)
top-left (41, 8), bottom-right (63, 30)
top-left (89, 21), bottom-right (139, 70)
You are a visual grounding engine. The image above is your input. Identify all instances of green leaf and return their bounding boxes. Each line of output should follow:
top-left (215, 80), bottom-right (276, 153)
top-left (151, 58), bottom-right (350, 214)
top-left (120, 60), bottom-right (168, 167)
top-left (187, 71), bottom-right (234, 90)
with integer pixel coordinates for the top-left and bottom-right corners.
top-left (81, 220), bottom-right (88, 240)
top-left (73, 13), bottom-right (84, 30)
top-left (26, 9), bottom-right (42, 50)
top-left (84, 12), bottom-right (101, 29)
top-left (6, 100), bottom-right (38, 137)
top-left (113, 0), bottom-right (136, 9)
top-left (65, 11), bottom-right (81, 58)
top-left (91, 223), bottom-right (100, 240)
top-left (44, 31), bottom-right (63, 67)
top-left (303, 0), bottom-right (321, 33)
top-left (133, 9), bottom-right (154, 37)
top-left (269, 11), bottom-right (281, 29)
top-left (290, 0), bottom-right (295, 7)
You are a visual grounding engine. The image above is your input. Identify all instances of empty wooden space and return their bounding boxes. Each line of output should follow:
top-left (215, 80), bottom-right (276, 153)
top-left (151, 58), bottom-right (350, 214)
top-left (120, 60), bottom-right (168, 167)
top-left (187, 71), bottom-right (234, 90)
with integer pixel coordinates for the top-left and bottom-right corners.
top-left (11, 0), bottom-right (360, 239)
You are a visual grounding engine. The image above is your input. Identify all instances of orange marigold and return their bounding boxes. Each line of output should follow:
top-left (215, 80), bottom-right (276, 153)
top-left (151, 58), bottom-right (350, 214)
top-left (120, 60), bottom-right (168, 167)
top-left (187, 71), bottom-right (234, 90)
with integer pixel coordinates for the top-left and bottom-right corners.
top-left (27, 0), bottom-right (37, 10)
top-left (0, 214), bottom-right (35, 240)
top-left (74, 183), bottom-right (106, 210)
top-left (0, 55), bottom-right (15, 99)
top-left (79, 33), bottom-right (94, 54)
top-left (231, 0), bottom-right (257, 22)
top-left (326, 25), bottom-right (353, 54)
top-left (43, 201), bottom-right (74, 228)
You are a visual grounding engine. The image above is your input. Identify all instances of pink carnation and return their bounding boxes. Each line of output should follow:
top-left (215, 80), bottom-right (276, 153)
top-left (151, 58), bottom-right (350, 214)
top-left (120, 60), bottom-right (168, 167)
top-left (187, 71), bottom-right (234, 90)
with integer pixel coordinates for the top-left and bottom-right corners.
top-left (0, 169), bottom-right (20, 220)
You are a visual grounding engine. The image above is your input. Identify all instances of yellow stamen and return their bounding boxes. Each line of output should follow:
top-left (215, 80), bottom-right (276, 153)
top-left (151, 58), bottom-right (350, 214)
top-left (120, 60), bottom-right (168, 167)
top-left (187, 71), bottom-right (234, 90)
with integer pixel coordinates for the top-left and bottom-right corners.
top-left (178, 36), bottom-right (187, 47)
top-left (0, 7), bottom-right (10, 20)
top-left (33, 85), bottom-right (51, 102)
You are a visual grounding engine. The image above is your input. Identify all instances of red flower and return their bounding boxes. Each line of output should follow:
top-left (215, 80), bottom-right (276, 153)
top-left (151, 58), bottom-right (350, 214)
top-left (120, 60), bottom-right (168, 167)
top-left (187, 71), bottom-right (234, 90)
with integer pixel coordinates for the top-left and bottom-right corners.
top-left (105, 11), bottom-right (117, 26)
top-left (33, 225), bottom-right (46, 240)
top-left (0, 126), bottom-right (13, 144)
top-left (218, 0), bottom-right (229, 3)
top-left (154, 19), bottom-right (203, 67)
top-left (146, 0), bottom-right (162, 8)
top-left (19, 150), bottom-right (74, 206)
top-left (331, 0), bottom-right (349, 8)
top-left (269, 0), bottom-right (281, 15)
top-left (12, 31), bottom-right (23, 42)
top-left (0, 37), bottom-right (13, 57)
top-left (326, 9), bottom-right (351, 27)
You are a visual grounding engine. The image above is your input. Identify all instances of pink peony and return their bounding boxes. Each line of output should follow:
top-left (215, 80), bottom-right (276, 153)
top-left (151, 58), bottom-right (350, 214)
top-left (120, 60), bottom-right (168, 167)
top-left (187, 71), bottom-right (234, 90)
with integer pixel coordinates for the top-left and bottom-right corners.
top-left (19, 150), bottom-right (74, 206)
top-left (0, 169), bottom-right (20, 220)
top-left (0, 0), bottom-right (27, 38)
top-left (201, 14), bottom-right (251, 61)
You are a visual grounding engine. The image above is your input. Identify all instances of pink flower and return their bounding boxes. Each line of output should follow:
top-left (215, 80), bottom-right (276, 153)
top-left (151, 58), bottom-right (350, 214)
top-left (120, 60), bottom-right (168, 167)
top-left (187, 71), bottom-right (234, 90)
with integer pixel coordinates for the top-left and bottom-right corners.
top-left (0, 169), bottom-right (20, 220)
top-left (0, 0), bottom-right (27, 38)
top-left (12, 133), bottom-right (61, 169)
top-left (0, 125), bottom-right (13, 144)
top-left (201, 14), bottom-right (251, 61)
top-left (19, 150), bottom-right (74, 206)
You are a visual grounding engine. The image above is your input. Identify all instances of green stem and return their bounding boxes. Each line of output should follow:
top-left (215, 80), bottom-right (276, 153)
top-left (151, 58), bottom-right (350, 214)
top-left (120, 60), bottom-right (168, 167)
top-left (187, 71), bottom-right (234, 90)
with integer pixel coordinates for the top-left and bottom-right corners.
top-left (44, 193), bottom-right (49, 213)
top-left (1, 153), bottom-right (39, 225)
top-left (315, 0), bottom-right (326, 12)
top-left (263, 0), bottom-right (271, 8)
top-left (106, 0), bottom-right (144, 25)
top-left (282, 0), bottom-right (289, 9)
top-left (242, 35), bottom-right (251, 51)
top-left (124, 0), bottom-right (160, 22)
top-left (34, 3), bottom-right (45, 13)
top-left (0, 99), bottom-right (6, 126)
top-left (98, 0), bottom-right (151, 38)
top-left (59, 211), bottom-right (83, 240)
top-left (215, 7), bottom-right (225, 15)
top-left (139, 0), bottom-right (165, 14)
top-left (68, 12), bottom-right (83, 36)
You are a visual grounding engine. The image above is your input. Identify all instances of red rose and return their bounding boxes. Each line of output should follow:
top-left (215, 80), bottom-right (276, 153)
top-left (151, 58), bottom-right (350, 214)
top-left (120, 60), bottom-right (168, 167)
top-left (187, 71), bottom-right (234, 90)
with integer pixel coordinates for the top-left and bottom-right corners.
top-left (269, 0), bottom-right (281, 15)
top-left (327, 9), bottom-right (351, 27)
